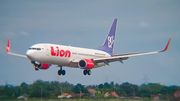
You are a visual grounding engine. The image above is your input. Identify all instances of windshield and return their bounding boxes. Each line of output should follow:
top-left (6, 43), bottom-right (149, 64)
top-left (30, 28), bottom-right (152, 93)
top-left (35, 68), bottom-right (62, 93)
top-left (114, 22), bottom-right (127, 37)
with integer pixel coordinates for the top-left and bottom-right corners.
top-left (28, 48), bottom-right (41, 50)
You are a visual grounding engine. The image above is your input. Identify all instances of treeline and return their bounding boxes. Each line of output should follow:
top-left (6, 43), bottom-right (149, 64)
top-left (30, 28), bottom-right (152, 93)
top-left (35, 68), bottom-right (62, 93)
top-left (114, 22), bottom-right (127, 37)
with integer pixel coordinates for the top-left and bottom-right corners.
top-left (0, 80), bottom-right (180, 99)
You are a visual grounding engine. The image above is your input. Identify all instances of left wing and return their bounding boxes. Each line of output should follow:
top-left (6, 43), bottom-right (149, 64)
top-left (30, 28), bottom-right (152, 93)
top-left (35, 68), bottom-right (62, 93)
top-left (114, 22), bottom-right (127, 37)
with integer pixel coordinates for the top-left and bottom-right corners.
top-left (93, 38), bottom-right (171, 64)
top-left (6, 40), bottom-right (27, 58)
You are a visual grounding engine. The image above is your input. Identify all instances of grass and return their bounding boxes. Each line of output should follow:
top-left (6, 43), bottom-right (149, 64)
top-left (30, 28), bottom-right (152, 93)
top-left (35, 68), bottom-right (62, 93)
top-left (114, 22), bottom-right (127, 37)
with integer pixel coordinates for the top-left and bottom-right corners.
top-left (2, 98), bottom-right (145, 101)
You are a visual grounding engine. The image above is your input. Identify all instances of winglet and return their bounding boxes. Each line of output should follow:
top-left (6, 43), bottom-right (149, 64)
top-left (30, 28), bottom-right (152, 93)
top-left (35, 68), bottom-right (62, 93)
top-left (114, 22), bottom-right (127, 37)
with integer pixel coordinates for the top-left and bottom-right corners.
top-left (6, 40), bottom-right (10, 53)
top-left (159, 38), bottom-right (171, 52)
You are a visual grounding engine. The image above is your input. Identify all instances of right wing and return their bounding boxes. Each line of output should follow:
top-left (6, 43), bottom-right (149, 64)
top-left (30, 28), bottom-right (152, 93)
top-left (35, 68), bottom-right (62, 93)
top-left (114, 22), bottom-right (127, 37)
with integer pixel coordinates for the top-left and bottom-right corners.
top-left (93, 38), bottom-right (171, 64)
top-left (6, 40), bottom-right (27, 58)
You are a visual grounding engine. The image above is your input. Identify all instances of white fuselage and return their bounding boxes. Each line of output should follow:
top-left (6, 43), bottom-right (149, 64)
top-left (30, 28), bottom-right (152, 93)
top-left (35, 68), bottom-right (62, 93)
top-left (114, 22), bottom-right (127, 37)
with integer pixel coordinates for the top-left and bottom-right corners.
top-left (26, 43), bottom-right (111, 68)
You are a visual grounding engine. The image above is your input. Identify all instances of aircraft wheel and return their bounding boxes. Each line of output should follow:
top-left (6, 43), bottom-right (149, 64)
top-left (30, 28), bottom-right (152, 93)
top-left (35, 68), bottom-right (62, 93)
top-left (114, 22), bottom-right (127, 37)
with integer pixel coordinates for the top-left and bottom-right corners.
top-left (62, 70), bottom-right (66, 75)
top-left (87, 70), bottom-right (91, 75)
top-left (34, 67), bottom-right (39, 71)
top-left (83, 70), bottom-right (87, 75)
top-left (58, 70), bottom-right (62, 75)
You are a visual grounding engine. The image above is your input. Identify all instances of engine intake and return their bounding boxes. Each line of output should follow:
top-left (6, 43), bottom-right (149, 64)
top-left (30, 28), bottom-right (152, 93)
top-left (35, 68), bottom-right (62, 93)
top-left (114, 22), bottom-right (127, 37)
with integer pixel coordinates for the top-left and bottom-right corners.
top-left (78, 59), bottom-right (95, 69)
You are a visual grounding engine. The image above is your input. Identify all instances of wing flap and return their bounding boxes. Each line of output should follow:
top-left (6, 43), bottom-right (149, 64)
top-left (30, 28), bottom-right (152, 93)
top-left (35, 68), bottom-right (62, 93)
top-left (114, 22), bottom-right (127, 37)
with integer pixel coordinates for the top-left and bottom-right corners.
top-left (93, 51), bottom-right (158, 61)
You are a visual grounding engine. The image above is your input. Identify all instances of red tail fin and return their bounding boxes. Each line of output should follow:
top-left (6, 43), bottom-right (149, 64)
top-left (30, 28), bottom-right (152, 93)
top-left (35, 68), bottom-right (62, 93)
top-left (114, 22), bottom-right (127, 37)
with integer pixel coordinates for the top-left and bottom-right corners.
top-left (6, 40), bottom-right (10, 53)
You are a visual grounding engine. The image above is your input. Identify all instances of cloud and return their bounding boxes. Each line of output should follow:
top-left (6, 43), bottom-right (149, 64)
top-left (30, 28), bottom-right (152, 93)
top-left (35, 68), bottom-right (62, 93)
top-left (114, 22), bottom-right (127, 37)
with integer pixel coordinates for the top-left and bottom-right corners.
top-left (19, 31), bottom-right (29, 36)
top-left (0, 31), bottom-right (29, 40)
top-left (138, 22), bottom-right (151, 28)
top-left (123, 22), bottom-right (152, 29)
top-left (0, 31), bottom-right (16, 39)
top-left (0, 41), bottom-right (6, 55)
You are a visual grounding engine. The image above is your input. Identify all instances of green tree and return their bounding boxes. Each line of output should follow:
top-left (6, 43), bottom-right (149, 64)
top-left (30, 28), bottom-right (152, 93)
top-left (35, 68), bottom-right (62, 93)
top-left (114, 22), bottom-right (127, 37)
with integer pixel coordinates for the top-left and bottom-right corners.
top-left (168, 85), bottom-right (180, 94)
top-left (20, 82), bottom-right (29, 94)
top-left (146, 83), bottom-right (163, 94)
top-left (29, 80), bottom-right (51, 98)
top-left (98, 84), bottom-right (103, 89)
top-left (120, 82), bottom-right (138, 96)
top-left (104, 82), bottom-right (111, 88)
top-left (48, 81), bottom-right (62, 97)
top-left (12, 86), bottom-right (21, 97)
top-left (73, 83), bottom-right (88, 94)
top-left (95, 91), bottom-right (101, 96)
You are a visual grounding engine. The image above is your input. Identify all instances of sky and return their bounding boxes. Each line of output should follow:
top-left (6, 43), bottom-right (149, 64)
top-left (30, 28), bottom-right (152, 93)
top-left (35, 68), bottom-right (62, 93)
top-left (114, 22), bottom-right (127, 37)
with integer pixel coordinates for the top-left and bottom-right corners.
top-left (0, 0), bottom-right (180, 86)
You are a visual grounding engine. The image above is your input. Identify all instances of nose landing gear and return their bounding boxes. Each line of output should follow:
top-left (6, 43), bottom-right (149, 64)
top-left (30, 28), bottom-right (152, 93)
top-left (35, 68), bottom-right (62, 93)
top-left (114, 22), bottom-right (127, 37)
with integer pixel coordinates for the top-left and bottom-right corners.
top-left (31, 61), bottom-right (39, 71)
top-left (34, 66), bottom-right (39, 71)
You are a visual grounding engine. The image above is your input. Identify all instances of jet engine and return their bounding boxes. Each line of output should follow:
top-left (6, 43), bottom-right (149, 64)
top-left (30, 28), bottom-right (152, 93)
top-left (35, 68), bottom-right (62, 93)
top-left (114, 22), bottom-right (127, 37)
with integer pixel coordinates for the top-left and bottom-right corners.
top-left (78, 59), bottom-right (95, 69)
top-left (32, 61), bottom-right (50, 70)
top-left (38, 63), bottom-right (50, 70)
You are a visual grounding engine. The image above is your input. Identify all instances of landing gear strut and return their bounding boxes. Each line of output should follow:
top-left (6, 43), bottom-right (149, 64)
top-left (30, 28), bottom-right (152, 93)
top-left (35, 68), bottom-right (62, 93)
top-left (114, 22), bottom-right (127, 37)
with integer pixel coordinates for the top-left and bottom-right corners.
top-left (83, 69), bottom-right (91, 75)
top-left (32, 61), bottom-right (39, 71)
top-left (57, 66), bottom-right (66, 76)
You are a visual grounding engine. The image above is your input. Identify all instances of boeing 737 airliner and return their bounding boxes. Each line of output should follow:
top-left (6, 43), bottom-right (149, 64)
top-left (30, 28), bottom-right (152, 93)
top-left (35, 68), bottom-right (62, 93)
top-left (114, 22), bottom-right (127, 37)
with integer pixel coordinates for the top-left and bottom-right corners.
top-left (6, 19), bottom-right (171, 76)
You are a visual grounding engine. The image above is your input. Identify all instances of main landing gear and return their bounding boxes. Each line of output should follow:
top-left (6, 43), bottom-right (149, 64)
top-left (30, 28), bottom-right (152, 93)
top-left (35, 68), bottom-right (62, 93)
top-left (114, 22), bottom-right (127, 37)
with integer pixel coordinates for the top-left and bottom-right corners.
top-left (83, 69), bottom-right (91, 75)
top-left (57, 66), bottom-right (66, 76)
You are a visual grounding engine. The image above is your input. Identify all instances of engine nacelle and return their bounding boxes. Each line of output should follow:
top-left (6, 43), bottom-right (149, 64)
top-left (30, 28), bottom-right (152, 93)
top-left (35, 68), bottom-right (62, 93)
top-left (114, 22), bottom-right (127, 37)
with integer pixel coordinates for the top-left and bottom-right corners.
top-left (78, 59), bottom-right (95, 69)
top-left (38, 63), bottom-right (50, 70)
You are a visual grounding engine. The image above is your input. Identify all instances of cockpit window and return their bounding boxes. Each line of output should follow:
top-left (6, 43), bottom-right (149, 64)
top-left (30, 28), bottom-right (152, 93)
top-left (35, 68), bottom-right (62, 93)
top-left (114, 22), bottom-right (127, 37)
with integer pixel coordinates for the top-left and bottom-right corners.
top-left (28, 48), bottom-right (41, 50)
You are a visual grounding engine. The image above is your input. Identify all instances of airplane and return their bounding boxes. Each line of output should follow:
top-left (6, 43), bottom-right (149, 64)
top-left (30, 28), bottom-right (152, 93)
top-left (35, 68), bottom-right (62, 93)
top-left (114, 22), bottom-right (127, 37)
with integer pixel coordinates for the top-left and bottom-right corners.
top-left (6, 18), bottom-right (171, 76)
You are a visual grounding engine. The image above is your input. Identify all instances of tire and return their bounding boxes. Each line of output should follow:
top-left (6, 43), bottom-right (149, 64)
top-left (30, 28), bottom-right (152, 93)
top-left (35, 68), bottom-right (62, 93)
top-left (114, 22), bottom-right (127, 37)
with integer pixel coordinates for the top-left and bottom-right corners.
top-left (83, 70), bottom-right (87, 75)
top-left (87, 70), bottom-right (91, 75)
top-left (62, 70), bottom-right (66, 75)
top-left (58, 70), bottom-right (62, 75)
top-left (34, 67), bottom-right (39, 71)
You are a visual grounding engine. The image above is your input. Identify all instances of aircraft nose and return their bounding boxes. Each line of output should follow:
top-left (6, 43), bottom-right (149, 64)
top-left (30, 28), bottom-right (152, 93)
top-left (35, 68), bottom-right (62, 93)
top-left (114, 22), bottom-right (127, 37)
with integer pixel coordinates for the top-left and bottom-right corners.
top-left (26, 50), bottom-right (35, 60)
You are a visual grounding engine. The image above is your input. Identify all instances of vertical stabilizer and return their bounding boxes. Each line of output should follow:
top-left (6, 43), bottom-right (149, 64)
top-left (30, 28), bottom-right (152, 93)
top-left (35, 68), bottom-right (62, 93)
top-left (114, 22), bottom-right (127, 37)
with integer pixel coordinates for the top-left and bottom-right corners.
top-left (98, 19), bottom-right (117, 55)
